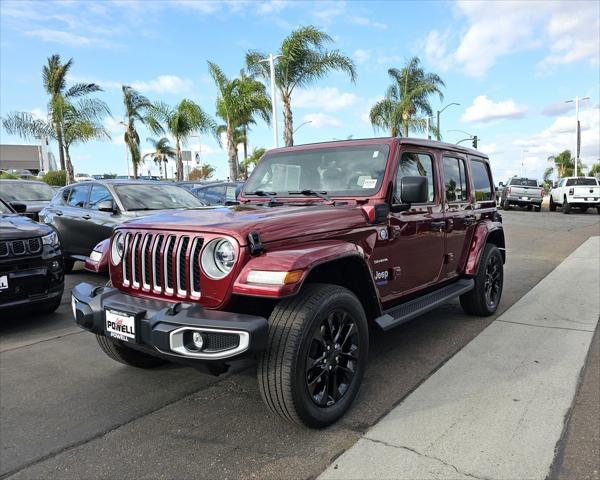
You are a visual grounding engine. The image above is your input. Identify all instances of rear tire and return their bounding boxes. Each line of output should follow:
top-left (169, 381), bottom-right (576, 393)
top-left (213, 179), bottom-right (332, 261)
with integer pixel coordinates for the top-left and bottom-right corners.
top-left (549, 197), bottom-right (557, 211)
top-left (258, 284), bottom-right (369, 428)
top-left (502, 199), bottom-right (510, 210)
top-left (527, 205), bottom-right (533, 211)
top-left (96, 334), bottom-right (167, 368)
top-left (580, 207), bottom-right (588, 213)
top-left (460, 244), bottom-right (503, 317)
top-left (562, 198), bottom-right (571, 214)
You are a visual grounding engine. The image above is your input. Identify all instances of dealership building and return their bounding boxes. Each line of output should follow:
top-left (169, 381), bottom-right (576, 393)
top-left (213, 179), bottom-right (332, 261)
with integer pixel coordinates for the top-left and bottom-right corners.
top-left (0, 139), bottom-right (57, 174)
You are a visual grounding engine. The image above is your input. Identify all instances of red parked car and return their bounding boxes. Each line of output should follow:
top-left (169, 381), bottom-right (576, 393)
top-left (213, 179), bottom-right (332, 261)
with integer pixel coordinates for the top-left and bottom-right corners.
top-left (72, 137), bottom-right (505, 428)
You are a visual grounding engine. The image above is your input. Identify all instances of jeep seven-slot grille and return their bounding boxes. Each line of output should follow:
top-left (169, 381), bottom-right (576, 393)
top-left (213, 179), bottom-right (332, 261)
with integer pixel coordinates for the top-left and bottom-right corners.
top-left (121, 232), bottom-right (203, 299)
top-left (0, 238), bottom-right (42, 257)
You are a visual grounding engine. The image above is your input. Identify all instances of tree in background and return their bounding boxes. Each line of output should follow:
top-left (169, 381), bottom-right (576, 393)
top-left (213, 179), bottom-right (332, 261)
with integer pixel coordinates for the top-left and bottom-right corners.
top-left (588, 162), bottom-right (600, 177)
top-left (149, 99), bottom-right (216, 181)
top-left (546, 150), bottom-right (585, 179)
top-left (208, 61), bottom-right (271, 180)
top-left (369, 57), bottom-right (444, 137)
top-left (188, 164), bottom-right (216, 181)
top-left (246, 26), bottom-right (356, 147)
top-left (240, 147), bottom-right (266, 179)
top-left (143, 137), bottom-right (176, 179)
top-left (122, 86), bottom-right (161, 179)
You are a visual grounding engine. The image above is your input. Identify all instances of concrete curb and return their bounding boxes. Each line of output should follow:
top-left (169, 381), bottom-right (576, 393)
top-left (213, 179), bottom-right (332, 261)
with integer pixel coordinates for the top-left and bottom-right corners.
top-left (320, 236), bottom-right (600, 480)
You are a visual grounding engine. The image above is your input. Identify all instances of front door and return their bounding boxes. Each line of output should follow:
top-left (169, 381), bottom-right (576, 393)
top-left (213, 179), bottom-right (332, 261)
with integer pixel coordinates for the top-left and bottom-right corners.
top-left (441, 155), bottom-right (473, 278)
top-left (378, 151), bottom-right (445, 304)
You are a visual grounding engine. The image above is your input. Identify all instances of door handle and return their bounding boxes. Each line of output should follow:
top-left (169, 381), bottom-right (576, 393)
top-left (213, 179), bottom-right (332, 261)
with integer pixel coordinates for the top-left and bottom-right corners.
top-left (81, 215), bottom-right (91, 220)
top-left (464, 214), bottom-right (476, 226)
top-left (431, 220), bottom-right (445, 232)
top-left (55, 211), bottom-right (63, 216)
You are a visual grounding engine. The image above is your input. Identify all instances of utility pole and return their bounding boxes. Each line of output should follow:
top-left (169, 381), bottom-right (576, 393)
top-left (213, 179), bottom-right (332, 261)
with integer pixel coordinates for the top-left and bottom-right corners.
top-left (259, 53), bottom-right (282, 148)
top-left (436, 103), bottom-right (460, 141)
top-left (565, 95), bottom-right (590, 177)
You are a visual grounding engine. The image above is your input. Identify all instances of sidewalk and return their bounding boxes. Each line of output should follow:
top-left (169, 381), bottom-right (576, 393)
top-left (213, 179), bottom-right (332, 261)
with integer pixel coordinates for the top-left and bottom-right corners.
top-left (320, 236), bottom-right (600, 480)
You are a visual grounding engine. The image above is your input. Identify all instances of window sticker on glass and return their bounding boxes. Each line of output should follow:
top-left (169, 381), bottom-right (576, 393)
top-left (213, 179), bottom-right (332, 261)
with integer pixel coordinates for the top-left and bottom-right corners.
top-left (272, 164), bottom-right (301, 191)
top-left (362, 178), bottom-right (377, 189)
top-left (372, 151), bottom-right (379, 158)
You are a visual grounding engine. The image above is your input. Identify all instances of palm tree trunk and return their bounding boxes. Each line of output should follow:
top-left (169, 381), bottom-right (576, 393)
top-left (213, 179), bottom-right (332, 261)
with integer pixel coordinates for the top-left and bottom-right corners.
top-left (226, 122), bottom-right (238, 181)
top-left (243, 125), bottom-right (248, 160)
top-left (131, 152), bottom-right (138, 179)
top-left (176, 140), bottom-right (183, 181)
top-left (56, 122), bottom-right (66, 171)
top-left (163, 160), bottom-right (167, 179)
top-left (64, 146), bottom-right (75, 184)
top-left (282, 93), bottom-right (294, 147)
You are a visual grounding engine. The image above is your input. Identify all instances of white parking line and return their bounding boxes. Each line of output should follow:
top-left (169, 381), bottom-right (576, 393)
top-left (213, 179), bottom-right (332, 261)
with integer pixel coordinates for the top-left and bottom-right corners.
top-left (320, 236), bottom-right (600, 480)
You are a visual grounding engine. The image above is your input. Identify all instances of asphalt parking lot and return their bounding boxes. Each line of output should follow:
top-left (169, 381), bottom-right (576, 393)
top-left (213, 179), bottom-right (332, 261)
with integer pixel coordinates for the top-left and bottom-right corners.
top-left (1, 209), bottom-right (599, 479)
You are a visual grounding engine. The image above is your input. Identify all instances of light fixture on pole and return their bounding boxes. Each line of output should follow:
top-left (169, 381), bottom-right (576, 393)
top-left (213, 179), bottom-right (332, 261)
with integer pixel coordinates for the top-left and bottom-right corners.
top-left (564, 96), bottom-right (590, 177)
top-left (258, 53), bottom-right (283, 148)
top-left (521, 149), bottom-right (529, 177)
top-left (293, 120), bottom-right (312, 135)
top-left (436, 103), bottom-right (460, 141)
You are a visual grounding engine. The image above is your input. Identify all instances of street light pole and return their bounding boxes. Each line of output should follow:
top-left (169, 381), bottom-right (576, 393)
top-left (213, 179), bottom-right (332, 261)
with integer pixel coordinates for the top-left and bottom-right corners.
top-left (565, 96), bottom-right (590, 177)
top-left (259, 53), bottom-right (282, 148)
top-left (436, 102), bottom-right (460, 141)
top-left (293, 120), bottom-right (312, 135)
top-left (521, 149), bottom-right (529, 177)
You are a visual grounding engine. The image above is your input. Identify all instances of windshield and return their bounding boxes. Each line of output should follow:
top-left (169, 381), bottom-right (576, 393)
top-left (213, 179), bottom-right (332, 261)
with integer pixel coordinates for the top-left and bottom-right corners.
top-left (0, 181), bottom-right (55, 201)
top-left (243, 144), bottom-right (390, 197)
top-left (115, 184), bottom-right (206, 211)
top-left (566, 178), bottom-right (598, 186)
top-left (509, 178), bottom-right (537, 187)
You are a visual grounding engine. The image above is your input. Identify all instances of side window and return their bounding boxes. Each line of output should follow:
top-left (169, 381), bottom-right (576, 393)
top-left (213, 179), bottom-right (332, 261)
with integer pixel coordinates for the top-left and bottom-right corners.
top-left (471, 160), bottom-right (493, 201)
top-left (61, 188), bottom-right (71, 204)
top-left (442, 157), bottom-right (468, 202)
top-left (66, 184), bottom-right (90, 208)
top-left (395, 152), bottom-right (435, 203)
top-left (88, 185), bottom-right (113, 210)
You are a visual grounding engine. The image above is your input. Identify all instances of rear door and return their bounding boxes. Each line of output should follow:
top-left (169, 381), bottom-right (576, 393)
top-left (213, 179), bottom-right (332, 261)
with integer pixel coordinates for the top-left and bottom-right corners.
top-left (59, 183), bottom-right (92, 256)
top-left (442, 155), bottom-right (473, 279)
top-left (381, 150), bottom-right (445, 302)
top-left (470, 157), bottom-right (496, 222)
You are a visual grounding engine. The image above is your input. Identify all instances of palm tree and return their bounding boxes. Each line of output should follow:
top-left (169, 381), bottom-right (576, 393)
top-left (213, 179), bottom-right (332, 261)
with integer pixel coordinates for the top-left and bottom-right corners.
top-left (122, 86), bottom-right (160, 179)
top-left (240, 147), bottom-right (266, 179)
top-left (143, 137), bottom-right (176, 179)
top-left (246, 25), bottom-right (357, 147)
top-left (208, 61), bottom-right (271, 180)
top-left (547, 150), bottom-right (578, 178)
top-left (369, 57), bottom-right (445, 137)
top-left (149, 99), bottom-right (216, 181)
top-left (589, 162), bottom-right (600, 177)
top-left (189, 164), bottom-right (216, 181)
top-left (42, 54), bottom-right (103, 170)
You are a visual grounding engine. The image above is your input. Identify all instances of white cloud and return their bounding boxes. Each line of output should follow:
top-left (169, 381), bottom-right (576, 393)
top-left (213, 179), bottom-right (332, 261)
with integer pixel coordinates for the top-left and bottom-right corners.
top-left (422, 1), bottom-right (599, 77)
top-left (25, 29), bottom-right (109, 47)
top-left (348, 16), bottom-right (387, 29)
top-left (293, 87), bottom-right (359, 112)
top-left (313, 2), bottom-right (346, 22)
top-left (131, 75), bottom-right (193, 95)
top-left (29, 108), bottom-right (47, 121)
top-left (541, 101), bottom-right (575, 117)
top-left (462, 95), bottom-right (527, 123)
top-left (302, 113), bottom-right (341, 128)
top-left (377, 55), bottom-right (402, 65)
top-left (353, 49), bottom-right (371, 64)
top-left (104, 117), bottom-right (125, 145)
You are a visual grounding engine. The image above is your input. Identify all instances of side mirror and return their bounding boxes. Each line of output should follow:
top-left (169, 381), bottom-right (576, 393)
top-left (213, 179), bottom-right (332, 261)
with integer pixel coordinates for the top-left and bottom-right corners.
top-left (391, 176), bottom-right (428, 212)
top-left (10, 202), bottom-right (27, 213)
top-left (97, 200), bottom-right (116, 213)
top-left (498, 182), bottom-right (504, 187)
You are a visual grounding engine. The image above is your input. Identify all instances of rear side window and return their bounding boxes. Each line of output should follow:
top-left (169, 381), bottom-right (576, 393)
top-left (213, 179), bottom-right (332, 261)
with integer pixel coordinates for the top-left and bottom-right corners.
top-left (66, 184), bottom-right (90, 208)
top-left (395, 153), bottom-right (435, 203)
top-left (565, 178), bottom-right (598, 186)
top-left (471, 160), bottom-right (493, 201)
top-left (88, 185), bottom-right (113, 209)
top-left (443, 157), bottom-right (468, 202)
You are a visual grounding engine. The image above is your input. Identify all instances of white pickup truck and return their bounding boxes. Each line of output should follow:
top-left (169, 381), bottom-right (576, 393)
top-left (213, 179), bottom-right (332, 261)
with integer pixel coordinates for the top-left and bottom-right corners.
top-left (549, 177), bottom-right (600, 214)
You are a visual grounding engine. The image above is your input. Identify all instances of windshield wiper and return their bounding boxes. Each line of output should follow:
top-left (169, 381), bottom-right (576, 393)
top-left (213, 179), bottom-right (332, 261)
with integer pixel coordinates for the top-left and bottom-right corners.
top-left (288, 190), bottom-right (334, 204)
top-left (244, 190), bottom-right (282, 206)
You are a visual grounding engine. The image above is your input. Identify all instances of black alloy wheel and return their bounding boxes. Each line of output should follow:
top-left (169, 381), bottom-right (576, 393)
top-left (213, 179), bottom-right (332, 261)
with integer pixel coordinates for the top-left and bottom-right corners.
top-left (306, 309), bottom-right (359, 407)
top-left (483, 252), bottom-right (502, 310)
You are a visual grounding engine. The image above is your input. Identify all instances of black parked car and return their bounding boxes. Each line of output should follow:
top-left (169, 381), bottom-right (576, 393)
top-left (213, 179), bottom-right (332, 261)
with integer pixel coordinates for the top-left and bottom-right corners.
top-left (0, 198), bottom-right (64, 313)
top-left (190, 181), bottom-right (244, 205)
top-left (0, 179), bottom-right (56, 221)
top-left (39, 180), bottom-right (207, 273)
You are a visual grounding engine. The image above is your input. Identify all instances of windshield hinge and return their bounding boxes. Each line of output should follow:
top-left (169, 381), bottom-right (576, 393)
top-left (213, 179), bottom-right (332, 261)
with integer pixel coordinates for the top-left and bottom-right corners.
top-left (247, 231), bottom-right (265, 256)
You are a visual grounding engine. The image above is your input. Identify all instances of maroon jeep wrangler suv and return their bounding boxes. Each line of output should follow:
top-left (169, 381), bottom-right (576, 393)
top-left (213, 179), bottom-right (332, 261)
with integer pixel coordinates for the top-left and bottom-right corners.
top-left (72, 138), bottom-right (505, 428)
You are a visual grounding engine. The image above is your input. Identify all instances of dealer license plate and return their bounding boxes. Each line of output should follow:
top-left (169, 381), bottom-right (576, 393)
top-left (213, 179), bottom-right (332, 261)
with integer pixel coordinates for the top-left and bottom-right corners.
top-left (0, 275), bottom-right (8, 291)
top-left (105, 309), bottom-right (137, 343)
top-left (520, 196), bottom-right (529, 200)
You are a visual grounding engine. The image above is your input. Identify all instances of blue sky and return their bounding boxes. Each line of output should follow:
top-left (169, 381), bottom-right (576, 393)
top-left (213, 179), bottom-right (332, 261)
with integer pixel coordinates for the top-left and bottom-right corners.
top-left (1, 0), bottom-right (598, 182)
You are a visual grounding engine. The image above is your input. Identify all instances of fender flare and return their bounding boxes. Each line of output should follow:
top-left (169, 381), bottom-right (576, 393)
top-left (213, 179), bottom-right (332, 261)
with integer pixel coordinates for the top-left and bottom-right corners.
top-left (232, 240), bottom-right (372, 298)
top-left (464, 221), bottom-right (505, 276)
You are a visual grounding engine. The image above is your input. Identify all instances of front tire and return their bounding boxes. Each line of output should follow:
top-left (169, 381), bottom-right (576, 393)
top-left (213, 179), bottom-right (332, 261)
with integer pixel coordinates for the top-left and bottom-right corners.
top-left (258, 284), bottom-right (369, 428)
top-left (96, 335), bottom-right (167, 368)
top-left (562, 198), bottom-right (571, 214)
top-left (460, 244), bottom-right (503, 316)
top-left (526, 205), bottom-right (533, 211)
top-left (63, 258), bottom-right (75, 274)
top-left (549, 197), bottom-right (557, 211)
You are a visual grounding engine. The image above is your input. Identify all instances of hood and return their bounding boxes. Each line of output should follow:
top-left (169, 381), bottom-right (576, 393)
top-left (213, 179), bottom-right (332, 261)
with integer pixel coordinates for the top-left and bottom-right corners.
top-left (117, 204), bottom-right (369, 245)
top-left (0, 214), bottom-right (52, 240)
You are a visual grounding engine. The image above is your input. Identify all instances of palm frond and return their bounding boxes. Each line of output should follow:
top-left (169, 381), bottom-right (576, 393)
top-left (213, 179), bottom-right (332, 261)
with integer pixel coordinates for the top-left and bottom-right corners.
top-left (65, 82), bottom-right (102, 98)
top-left (2, 112), bottom-right (54, 140)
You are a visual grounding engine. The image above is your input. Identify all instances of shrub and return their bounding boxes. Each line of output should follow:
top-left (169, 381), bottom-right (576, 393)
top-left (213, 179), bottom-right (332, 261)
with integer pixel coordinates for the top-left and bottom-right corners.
top-left (0, 172), bottom-right (19, 179)
top-left (43, 170), bottom-right (67, 186)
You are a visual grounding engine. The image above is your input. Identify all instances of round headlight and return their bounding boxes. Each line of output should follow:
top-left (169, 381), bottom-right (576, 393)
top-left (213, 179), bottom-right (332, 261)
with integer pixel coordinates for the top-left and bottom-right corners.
top-left (201, 237), bottom-right (237, 279)
top-left (111, 232), bottom-right (124, 265)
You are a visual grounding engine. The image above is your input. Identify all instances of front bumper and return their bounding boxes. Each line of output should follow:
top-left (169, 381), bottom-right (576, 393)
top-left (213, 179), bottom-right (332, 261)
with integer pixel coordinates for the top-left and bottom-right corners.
top-left (72, 283), bottom-right (268, 364)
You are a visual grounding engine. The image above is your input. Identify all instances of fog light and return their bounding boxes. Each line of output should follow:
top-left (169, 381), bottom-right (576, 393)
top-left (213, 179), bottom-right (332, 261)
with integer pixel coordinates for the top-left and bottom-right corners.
top-left (51, 260), bottom-right (60, 270)
top-left (192, 331), bottom-right (204, 350)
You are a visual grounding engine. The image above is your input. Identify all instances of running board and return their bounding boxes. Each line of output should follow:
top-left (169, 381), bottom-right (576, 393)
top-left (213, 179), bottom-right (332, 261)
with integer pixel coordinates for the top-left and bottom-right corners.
top-left (374, 279), bottom-right (474, 331)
